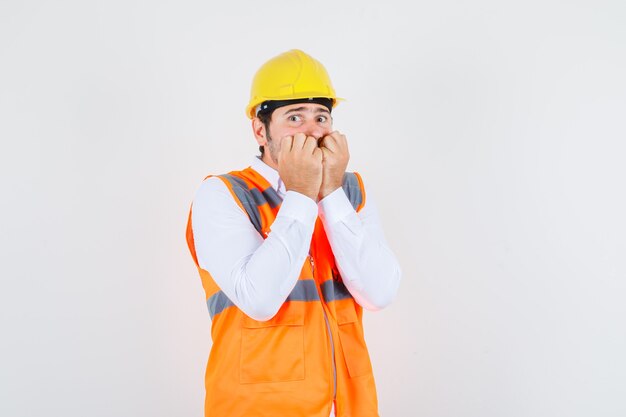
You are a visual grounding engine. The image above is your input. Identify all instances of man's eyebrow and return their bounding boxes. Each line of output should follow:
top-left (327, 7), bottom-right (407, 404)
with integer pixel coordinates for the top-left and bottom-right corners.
top-left (283, 107), bottom-right (331, 115)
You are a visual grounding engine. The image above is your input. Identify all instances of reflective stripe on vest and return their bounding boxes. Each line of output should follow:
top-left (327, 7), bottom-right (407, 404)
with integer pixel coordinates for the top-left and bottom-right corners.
top-left (320, 279), bottom-right (353, 302)
top-left (207, 279), bottom-right (321, 318)
top-left (341, 172), bottom-right (363, 209)
top-left (207, 278), bottom-right (353, 318)
top-left (218, 173), bottom-right (283, 235)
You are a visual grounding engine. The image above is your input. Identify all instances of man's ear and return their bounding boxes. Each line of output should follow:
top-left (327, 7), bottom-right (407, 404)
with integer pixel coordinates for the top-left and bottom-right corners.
top-left (251, 118), bottom-right (267, 146)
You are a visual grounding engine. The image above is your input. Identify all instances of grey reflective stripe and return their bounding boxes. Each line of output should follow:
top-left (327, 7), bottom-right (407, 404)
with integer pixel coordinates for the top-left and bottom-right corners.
top-left (207, 291), bottom-right (234, 319)
top-left (249, 187), bottom-right (282, 209)
top-left (321, 280), bottom-right (354, 302)
top-left (219, 174), bottom-right (263, 235)
top-left (286, 279), bottom-right (320, 302)
top-left (249, 188), bottom-right (266, 207)
top-left (261, 186), bottom-right (282, 208)
top-left (207, 279), bottom-right (321, 319)
top-left (342, 172), bottom-right (363, 210)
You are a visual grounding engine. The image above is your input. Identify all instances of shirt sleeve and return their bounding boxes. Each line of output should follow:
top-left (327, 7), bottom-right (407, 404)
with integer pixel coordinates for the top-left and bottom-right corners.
top-left (191, 177), bottom-right (318, 321)
top-left (317, 181), bottom-right (402, 310)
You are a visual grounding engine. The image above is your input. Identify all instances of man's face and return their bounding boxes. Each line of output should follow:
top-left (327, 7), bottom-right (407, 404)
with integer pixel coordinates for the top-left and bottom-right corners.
top-left (263, 102), bottom-right (333, 166)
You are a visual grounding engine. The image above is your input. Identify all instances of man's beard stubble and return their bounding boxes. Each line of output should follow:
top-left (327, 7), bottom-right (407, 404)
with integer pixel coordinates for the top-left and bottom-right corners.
top-left (265, 131), bottom-right (280, 166)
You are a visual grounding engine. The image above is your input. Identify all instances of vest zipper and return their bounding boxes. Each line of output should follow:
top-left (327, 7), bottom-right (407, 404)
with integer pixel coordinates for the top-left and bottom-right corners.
top-left (309, 254), bottom-right (337, 403)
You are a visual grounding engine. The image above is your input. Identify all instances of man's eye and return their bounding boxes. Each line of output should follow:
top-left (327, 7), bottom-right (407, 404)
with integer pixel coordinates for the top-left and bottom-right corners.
top-left (288, 115), bottom-right (301, 122)
top-left (317, 116), bottom-right (328, 123)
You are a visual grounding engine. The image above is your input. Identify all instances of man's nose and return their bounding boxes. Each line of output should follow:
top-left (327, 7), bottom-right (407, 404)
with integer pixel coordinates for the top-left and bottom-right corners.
top-left (302, 120), bottom-right (329, 140)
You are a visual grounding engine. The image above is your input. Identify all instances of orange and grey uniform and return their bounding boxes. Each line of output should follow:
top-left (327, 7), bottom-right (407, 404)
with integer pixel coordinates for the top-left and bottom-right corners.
top-left (186, 160), bottom-right (401, 417)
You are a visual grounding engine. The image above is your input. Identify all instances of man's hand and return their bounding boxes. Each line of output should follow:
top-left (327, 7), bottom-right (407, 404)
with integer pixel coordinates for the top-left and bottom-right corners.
top-left (318, 131), bottom-right (350, 201)
top-left (278, 133), bottom-right (323, 201)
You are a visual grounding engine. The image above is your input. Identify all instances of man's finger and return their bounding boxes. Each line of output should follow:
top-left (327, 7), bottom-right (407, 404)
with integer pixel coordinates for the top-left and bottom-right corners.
top-left (303, 136), bottom-right (319, 154)
top-left (279, 135), bottom-right (294, 155)
top-left (321, 134), bottom-right (339, 153)
top-left (293, 132), bottom-right (307, 149)
top-left (329, 131), bottom-right (349, 152)
top-left (313, 146), bottom-right (324, 162)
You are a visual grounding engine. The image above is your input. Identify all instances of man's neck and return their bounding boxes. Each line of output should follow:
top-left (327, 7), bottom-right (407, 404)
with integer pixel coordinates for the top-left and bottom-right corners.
top-left (261, 153), bottom-right (279, 171)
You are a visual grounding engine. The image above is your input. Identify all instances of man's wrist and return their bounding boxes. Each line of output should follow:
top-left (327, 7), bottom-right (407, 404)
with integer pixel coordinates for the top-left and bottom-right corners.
top-left (318, 184), bottom-right (342, 200)
top-left (318, 186), bottom-right (354, 225)
top-left (280, 190), bottom-right (319, 224)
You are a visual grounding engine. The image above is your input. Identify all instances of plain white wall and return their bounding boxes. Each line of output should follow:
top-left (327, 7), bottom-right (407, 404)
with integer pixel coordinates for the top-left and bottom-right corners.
top-left (1, 0), bottom-right (625, 416)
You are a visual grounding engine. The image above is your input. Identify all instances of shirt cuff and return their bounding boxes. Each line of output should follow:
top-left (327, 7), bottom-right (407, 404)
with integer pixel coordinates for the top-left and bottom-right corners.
top-left (278, 190), bottom-right (319, 225)
top-left (318, 186), bottom-right (355, 225)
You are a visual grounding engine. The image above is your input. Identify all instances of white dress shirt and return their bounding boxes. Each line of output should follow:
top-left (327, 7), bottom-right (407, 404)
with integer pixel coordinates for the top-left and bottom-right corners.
top-left (191, 156), bottom-right (402, 416)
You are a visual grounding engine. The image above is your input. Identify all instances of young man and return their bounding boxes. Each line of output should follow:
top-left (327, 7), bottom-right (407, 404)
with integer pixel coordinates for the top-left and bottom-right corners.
top-left (186, 49), bottom-right (402, 417)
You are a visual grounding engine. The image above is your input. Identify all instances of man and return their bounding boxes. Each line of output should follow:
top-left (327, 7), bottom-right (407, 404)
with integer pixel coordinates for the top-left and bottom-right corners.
top-left (185, 49), bottom-right (402, 417)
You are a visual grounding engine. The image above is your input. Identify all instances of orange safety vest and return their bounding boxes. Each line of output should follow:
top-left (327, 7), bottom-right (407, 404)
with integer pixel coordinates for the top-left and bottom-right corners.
top-left (185, 166), bottom-right (379, 417)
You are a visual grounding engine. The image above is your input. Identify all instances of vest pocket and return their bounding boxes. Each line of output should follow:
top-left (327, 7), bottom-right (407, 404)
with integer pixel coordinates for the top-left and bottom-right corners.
top-left (336, 302), bottom-right (373, 378)
top-left (240, 301), bottom-right (305, 384)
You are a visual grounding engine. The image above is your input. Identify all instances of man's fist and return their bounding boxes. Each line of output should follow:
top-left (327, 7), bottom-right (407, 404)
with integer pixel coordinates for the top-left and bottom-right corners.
top-left (278, 133), bottom-right (323, 201)
top-left (318, 131), bottom-right (350, 200)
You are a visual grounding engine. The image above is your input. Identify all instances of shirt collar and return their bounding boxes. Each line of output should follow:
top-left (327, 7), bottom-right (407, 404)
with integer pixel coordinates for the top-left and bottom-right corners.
top-left (250, 155), bottom-right (286, 197)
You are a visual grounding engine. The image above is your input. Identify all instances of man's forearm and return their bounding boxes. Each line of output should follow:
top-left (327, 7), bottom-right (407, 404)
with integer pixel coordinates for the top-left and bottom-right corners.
top-left (192, 178), bottom-right (318, 321)
top-left (318, 186), bottom-right (402, 310)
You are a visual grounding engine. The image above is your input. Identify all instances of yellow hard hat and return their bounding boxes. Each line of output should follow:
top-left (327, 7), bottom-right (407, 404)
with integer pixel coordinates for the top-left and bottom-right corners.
top-left (245, 49), bottom-right (344, 119)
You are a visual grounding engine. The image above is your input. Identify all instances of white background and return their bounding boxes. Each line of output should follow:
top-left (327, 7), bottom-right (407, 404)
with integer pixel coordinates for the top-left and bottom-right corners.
top-left (1, 1), bottom-right (625, 416)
